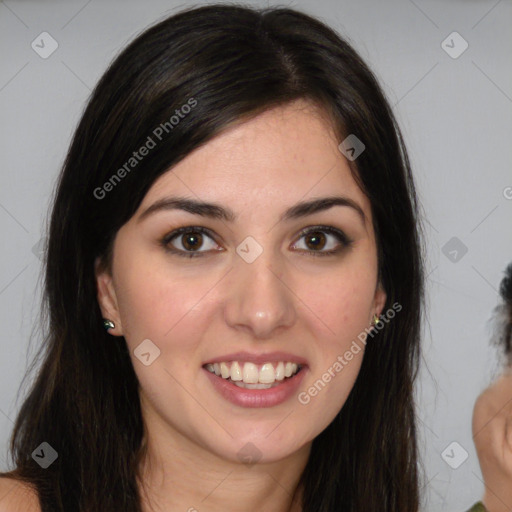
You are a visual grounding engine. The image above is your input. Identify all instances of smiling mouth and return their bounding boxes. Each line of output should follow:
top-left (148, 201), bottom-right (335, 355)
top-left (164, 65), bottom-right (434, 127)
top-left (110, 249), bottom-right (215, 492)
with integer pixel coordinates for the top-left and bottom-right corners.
top-left (203, 361), bottom-right (304, 389)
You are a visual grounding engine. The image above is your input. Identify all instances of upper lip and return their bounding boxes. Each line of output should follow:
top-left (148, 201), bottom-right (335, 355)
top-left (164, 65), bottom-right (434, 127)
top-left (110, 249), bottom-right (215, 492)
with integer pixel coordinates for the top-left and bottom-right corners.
top-left (203, 351), bottom-right (308, 366)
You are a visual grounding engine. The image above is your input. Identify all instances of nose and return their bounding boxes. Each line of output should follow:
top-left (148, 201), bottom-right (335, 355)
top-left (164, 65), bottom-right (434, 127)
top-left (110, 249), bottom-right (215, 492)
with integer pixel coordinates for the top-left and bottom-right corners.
top-left (223, 247), bottom-right (297, 339)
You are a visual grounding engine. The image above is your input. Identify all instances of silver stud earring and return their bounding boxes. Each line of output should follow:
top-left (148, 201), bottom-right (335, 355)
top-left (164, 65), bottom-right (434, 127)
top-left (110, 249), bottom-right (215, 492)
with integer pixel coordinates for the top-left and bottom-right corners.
top-left (103, 319), bottom-right (115, 330)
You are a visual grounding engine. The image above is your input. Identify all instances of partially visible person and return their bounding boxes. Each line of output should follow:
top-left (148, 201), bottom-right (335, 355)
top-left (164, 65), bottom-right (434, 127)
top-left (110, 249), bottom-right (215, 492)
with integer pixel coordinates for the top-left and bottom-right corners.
top-left (468, 261), bottom-right (512, 512)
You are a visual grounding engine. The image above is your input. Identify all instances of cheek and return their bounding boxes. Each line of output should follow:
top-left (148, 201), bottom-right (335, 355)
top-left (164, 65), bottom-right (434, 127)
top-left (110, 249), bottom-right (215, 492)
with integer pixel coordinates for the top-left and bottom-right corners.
top-left (301, 267), bottom-right (377, 344)
top-left (113, 254), bottom-right (210, 351)
top-left (296, 343), bottom-right (364, 439)
top-left (298, 264), bottom-right (375, 414)
top-left (114, 263), bottom-right (211, 404)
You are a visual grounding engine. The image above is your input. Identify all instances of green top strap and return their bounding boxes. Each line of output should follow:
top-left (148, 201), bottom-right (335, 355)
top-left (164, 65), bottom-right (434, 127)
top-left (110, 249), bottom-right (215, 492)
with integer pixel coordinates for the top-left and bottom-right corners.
top-left (466, 502), bottom-right (487, 512)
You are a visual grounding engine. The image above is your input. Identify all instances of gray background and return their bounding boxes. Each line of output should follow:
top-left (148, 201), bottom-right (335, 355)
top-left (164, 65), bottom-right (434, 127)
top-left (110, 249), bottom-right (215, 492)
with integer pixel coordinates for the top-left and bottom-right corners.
top-left (1, 0), bottom-right (511, 510)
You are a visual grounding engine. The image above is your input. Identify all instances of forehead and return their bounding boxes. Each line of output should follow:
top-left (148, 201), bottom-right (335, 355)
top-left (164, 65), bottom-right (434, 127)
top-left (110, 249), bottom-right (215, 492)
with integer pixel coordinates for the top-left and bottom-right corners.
top-left (138, 99), bottom-right (370, 221)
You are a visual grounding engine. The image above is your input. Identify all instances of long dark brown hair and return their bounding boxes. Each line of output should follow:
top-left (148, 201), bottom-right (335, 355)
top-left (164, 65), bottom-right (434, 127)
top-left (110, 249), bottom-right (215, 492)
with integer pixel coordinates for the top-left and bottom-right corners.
top-left (1, 4), bottom-right (427, 511)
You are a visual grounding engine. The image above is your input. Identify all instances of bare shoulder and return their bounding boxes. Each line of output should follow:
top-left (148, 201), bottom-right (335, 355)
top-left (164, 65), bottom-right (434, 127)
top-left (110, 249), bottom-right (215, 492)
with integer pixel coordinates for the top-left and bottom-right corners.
top-left (0, 477), bottom-right (41, 512)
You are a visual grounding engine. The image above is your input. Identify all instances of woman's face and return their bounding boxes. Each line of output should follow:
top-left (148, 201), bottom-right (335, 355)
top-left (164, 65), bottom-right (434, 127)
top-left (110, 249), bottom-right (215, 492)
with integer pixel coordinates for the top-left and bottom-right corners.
top-left (96, 98), bottom-right (386, 464)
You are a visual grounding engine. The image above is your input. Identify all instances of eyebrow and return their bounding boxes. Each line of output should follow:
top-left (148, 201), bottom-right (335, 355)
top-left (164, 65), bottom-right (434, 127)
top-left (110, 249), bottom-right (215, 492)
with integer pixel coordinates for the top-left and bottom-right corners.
top-left (137, 195), bottom-right (366, 226)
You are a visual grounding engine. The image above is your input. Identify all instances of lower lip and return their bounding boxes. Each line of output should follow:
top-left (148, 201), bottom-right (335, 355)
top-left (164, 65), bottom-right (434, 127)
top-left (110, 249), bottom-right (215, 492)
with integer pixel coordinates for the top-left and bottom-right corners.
top-left (203, 366), bottom-right (307, 408)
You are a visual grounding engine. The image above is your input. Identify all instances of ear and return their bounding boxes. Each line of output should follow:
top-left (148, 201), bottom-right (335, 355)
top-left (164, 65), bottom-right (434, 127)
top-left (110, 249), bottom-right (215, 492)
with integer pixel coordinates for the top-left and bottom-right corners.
top-left (372, 281), bottom-right (387, 321)
top-left (94, 256), bottom-right (123, 336)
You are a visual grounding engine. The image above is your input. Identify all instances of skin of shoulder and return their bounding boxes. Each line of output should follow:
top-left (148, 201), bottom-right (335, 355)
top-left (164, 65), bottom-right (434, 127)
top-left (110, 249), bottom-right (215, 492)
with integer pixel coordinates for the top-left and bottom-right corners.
top-left (0, 477), bottom-right (41, 512)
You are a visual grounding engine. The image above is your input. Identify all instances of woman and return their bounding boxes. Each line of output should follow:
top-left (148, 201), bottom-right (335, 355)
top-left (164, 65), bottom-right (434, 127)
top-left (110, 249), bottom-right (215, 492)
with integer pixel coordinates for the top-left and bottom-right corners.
top-left (468, 261), bottom-right (512, 512)
top-left (0, 4), bottom-right (426, 511)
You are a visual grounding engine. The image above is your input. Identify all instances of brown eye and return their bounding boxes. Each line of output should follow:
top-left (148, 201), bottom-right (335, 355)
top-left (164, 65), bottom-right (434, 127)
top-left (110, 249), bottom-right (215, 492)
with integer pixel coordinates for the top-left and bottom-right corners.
top-left (181, 232), bottom-right (203, 251)
top-left (304, 231), bottom-right (327, 251)
top-left (292, 226), bottom-right (353, 257)
top-left (161, 226), bottom-right (220, 258)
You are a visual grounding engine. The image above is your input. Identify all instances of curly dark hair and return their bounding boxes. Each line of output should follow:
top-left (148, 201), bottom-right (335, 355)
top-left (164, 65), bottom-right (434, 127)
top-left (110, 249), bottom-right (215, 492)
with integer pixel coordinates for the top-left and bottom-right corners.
top-left (493, 261), bottom-right (512, 364)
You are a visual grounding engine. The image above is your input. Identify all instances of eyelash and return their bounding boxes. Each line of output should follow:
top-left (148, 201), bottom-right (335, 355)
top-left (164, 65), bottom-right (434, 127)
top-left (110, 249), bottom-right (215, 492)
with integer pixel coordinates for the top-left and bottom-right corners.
top-left (160, 225), bottom-right (353, 259)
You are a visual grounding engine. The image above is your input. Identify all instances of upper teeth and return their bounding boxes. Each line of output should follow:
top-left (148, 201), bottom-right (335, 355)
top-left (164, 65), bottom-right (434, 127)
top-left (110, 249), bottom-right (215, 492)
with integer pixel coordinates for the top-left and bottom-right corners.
top-left (205, 361), bottom-right (301, 384)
